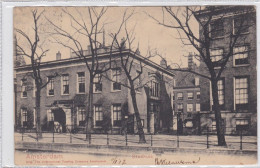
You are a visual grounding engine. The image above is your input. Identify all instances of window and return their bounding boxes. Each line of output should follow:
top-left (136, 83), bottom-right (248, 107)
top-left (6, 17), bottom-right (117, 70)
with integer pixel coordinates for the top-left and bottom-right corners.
top-left (94, 73), bottom-right (102, 92)
top-left (185, 121), bottom-right (193, 128)
top-left (21, 108), bottom-right (28, 127)
top-left (196, 91), bottom-right (200, 99)
top-left (21, 79), bottom-right (27, 98)
top-left (47, 76), bottom-right (54, 96)
top-left (77, 106), bottom-right (85, 126)
top-left (94, 105), bottom-right (103, 127)
top-left (196, 103), bottom-right (200, 112)
top-left (187, 103), bottom-right (193, 112)
top-left (187, 92), bottom-right (194, 100)
top-left (212, 119), bottom-right (225, 131)
top-left (236, 119), bottom-right (250, 130)
top-left (150, 81), bottom-right (159, 97)
top-left (234, 15), bottom-right (249, 34)
top-left (217, 79), bottom-right (225, 105)
top-left (177, 103), bottom-right (183, 112)
top-left (47, 109), bottom-right (54, 121)
top-left (136, 70), bottom-right (141, 92)
top-left (235, 77), bottom-right (249, 110)
top-left (112, 104), bottom-right (122, 127)
top-left (233, 46), bottom-right (249, 66)
top-left (210, 19), bottom-right (224, 38)
top-left (210, 49), bottom-right (223, 65)
top-left (77, 72), bottom-right (85, 93)
top-left (195, 77), bottom-right (200, 86)
top-left (112, 68), bottom-right (121, 91)
top-left (62, 74), bottom-right (69, 95)
top-left (177, 92), bottom-right (183, 100)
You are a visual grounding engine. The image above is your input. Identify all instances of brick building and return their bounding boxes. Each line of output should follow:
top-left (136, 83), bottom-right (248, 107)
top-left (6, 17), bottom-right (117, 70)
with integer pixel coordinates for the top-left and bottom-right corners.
top-left (172, 53), bottom-right (201, 134)
top-left (196, 6), bottom-right (257, 135)
top-left (14, 48), bottom-right (175, 134)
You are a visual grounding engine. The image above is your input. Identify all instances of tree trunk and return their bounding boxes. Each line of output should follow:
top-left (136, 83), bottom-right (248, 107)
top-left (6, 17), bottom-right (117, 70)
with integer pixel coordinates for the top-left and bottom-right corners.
top-left (211, 79), bottom-right (226, 146)
top-left (86, 75), bottom-right (93, 139)
top-left (129, 81), bottom-right (146, 143)
top-left (35, 85), bottom-right (42, 138)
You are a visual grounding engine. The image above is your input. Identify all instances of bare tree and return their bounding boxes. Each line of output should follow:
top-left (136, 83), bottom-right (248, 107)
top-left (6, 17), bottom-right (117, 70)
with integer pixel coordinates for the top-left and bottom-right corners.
top-left (148, 6), bottom-right (255, 146)
top-left (15, 10), bottom-right (58, 138)
top-left (46, 7), bottom-right (116, 139)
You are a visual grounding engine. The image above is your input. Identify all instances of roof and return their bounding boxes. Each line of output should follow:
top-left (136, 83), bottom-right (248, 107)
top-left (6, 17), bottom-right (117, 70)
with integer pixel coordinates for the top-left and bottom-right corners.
top-left (15, 49), bottom-right (175, 77)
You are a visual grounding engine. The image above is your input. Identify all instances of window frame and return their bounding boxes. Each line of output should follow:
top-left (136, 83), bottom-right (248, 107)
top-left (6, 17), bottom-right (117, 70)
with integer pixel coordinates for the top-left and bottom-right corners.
top-left (177, 92), bottom-right (183, 100)
top-left (217, 78), bottom-right (225, 106)
top-left (21, 108), bottom-right (28, 127)
top-left (21, 79), bottom-right (28, 98)
top-left (77, 72), bottom-right (86, 94)
top-left (93, 72), bottom-right (102, 93)
top-left (77, 106), bottom-right (86, 127)
top-left (187, 103), bottom-right (193, 112)
top-left (47, 76), bottom-right (55, 96)
top-left (187, 92), bottom-right (194, 100)
top-left (234, 76), bottom-right (249, 110)
top-left (210, 19), bottom-right (224, 39)
top-left (111, 68), bottom-right (121, 91)
top-left (112, 104), bottom-right (122, 127)
top-left (233, 15), bottom-right (250, 35)
top-left (94, 105), bottom-right (103, 127)
top-left (233, 45), bottom-right (250, 67)
top-left (196, 103), bottom-right (201, 112)
top-left (177, 103), bottom-right (183, 113)
top-left (61, 74), bottom-right (69, 95)
top-left (210, 48), bottom-right (224, 67)
top-left (196, 91), bottom-right (200, 99)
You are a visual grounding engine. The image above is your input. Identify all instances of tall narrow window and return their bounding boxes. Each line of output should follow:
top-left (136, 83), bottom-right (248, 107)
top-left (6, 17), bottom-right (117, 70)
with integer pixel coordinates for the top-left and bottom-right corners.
top-left (112, 68), bottom-right (121, 91)
top-left (196, 103), bottom-right (201, 112)
top-left (196, 91), bottom-right (200, 99)
top-left (21, 108), bottom-right (28, 127)
top-left (47, 109), bottom-right (54, 121)
top-left (136, 70), bottom-right (141, 92)
top-left (62, 74), bottom-right (69, 95)
top-left (47, 76), bottom-right (54, 96)
top-left (77, 106), bottom-right (85, 126)
top-left (235, 77), bottom-right (249, 110)
top-left (195, 77), bottom-right (200, 86)
top-left (210, 49), bottom-right (223, 65)
top-left (217, 79), bottom-right (225, 105)
top-left (21, 79), bottom-right (27, 98)
top-left (94, 105), bottom-right (103, 126)
top-left (150, 81), bottom-right (159, 97)
top-left (77, 72), bottom-right (85, 93)
top-left (112, 104), bottom-right (122, 127)
top-left (233, 46), bottom-right (249, 66)
top-left (210, 19), bottom-right (224, 38)
top-left (94, 73), bottom-right (102, 93)
top-left (187, 103), bottom-right (193, 112)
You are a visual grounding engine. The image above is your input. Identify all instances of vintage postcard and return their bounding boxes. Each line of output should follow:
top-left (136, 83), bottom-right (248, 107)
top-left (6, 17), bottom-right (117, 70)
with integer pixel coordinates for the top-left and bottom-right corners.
top-left (13, 6), bottom-right (257, 166)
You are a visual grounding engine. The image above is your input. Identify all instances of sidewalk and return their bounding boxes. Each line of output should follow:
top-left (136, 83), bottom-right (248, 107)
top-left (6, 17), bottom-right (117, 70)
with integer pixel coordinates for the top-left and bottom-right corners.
top-left (14, 132), bottom-right (257, 153)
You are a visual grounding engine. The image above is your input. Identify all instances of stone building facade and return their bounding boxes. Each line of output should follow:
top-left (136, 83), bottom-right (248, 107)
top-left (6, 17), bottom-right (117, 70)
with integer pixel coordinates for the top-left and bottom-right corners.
top-left (14, 49), bottom-right (174, 134)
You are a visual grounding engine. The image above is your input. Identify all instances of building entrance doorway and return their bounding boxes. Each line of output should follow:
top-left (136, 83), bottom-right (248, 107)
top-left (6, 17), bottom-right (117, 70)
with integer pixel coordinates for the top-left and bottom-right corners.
top-left (51, 108), bottom-right (66, 133)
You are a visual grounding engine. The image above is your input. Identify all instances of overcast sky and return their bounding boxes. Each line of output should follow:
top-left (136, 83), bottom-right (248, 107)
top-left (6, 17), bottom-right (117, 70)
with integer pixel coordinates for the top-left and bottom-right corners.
top-left (14, 7), bottom-right (199, 67)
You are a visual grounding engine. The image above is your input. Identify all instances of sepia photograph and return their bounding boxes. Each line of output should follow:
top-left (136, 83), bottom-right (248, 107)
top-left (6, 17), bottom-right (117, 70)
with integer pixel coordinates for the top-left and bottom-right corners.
top-left (13, 6), bottom-right (257, 166)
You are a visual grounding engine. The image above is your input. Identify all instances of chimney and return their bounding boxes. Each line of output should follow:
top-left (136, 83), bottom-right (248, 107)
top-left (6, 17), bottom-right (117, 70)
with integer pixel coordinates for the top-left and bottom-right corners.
top-left (160, 58), bottom-right (167, 68)
top-left (188, 52), bottom-right (193, 69)
top-left (56, 51), bottom-right (61, 60)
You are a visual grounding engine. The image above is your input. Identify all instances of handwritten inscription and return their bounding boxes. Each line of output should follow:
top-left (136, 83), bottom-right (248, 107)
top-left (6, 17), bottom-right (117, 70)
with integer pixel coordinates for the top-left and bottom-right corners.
top-left (111, 157), bottom-right (126, 165)
top-left (155, 157), bottom-right (200, 165)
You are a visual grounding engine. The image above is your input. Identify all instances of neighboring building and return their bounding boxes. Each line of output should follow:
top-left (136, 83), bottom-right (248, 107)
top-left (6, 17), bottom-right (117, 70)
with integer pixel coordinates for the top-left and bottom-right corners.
top-left (172, 53), bottom-right (201, 135)
top-left (14, 47), bottom-right (175, 134)
top-left (196, 6), bottom-right (257, 135)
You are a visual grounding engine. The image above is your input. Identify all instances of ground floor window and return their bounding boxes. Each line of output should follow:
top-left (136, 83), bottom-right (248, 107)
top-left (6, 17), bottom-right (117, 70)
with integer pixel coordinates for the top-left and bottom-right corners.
top-left (21, 108), bottom-right (28, 127)
top-left (94, 105), bottom-right (103, 127)
top-left (185, 120), bottom-right (193, 128)
top-left (77, 106), bottom-right (86, 127)
top-left (112, 104), bottom-right (122, 127)
top-left (236, 119), bottom-right (250, 131)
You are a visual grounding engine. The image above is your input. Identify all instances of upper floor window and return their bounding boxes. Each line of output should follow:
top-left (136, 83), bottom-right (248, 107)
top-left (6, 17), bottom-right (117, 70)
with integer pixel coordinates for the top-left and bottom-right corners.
top-left (112, 104), bottom-right (122, 127)
top-left (77, 72), bottom-right (85, 93)
top-left (210, 48), bottom-right (223, 65)
top-left (196, 103), bottom-right (200, 112)
top-left (177, 103), bottom-right (183, 112)
top-left (94, 73), bottom-right (102, 93)
top-left (195, 77), bottom-right (200, 86)
top-left (210, 19), bottom-right (224, 38)
top-left (94, 105), bottom-right (103, 127)
top-left (61, 74), bottom-right (69, 95)
top-left (135, 70), bottom-right (142, 92)
top-left (235, 77), bottom-right (248, 110)
top-left (150, 81), bottom-right (159, 97)
top-left (196, 91), bottom-right (200, 99)
top-left (234, 15), bottom-right (249, 34)
top-left (21, 78), bottom-right (27, 98)
top-left (187, 103), bottom-right (193, 112)
top-left (77, 106), bottom-right (85, 126)
top-left (177, 92), bottom-right (183, 100)
top-left (187, 92), bottom-right (194, 100)
top-left (112, 68), bottom-right (121, 91)
top-left (47, 76), bottom-right (54, 96)
top-left (233, 46), bottom-right (249, 66)
top-left (21, 108), bottom-right (28, 127)
top-left (217, 79), bottom-right (225, 105)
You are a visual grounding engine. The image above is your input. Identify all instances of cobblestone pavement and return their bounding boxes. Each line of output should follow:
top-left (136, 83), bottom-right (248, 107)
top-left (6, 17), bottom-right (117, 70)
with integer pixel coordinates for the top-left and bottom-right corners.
top-left (14, 132), bottom-right (257, 151)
